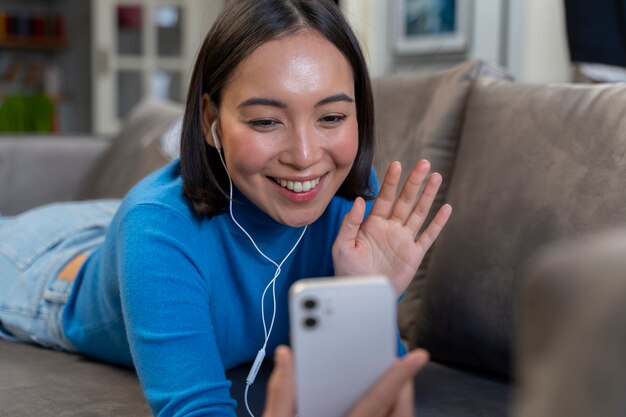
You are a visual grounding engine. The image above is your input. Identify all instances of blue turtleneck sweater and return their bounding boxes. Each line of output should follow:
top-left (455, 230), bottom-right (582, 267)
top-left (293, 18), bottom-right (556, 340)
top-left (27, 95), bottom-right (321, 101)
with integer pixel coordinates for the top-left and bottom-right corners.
top-left (61, 160), bottom-right (399, 416)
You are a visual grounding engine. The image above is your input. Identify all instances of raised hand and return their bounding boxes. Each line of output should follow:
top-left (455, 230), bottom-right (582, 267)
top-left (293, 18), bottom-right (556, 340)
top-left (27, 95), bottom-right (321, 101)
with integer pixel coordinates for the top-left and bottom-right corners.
top-left (332, 160), bottom-right (452, 295)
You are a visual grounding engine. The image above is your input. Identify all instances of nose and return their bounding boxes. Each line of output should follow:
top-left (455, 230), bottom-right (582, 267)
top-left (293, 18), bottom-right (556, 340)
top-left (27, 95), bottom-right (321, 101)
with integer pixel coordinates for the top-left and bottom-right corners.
top-left (279, 125), bottom-right (322, 170)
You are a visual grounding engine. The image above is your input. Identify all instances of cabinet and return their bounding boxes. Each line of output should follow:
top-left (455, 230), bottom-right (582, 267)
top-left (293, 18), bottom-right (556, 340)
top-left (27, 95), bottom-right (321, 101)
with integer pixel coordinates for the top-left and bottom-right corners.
top-left (92, 0), bottom-right (223, 135)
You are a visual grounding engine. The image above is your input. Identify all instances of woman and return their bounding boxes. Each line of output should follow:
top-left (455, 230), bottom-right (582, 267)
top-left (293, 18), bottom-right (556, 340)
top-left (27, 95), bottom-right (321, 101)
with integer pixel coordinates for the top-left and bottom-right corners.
top-left (0, 0), bottom-right (451, 415)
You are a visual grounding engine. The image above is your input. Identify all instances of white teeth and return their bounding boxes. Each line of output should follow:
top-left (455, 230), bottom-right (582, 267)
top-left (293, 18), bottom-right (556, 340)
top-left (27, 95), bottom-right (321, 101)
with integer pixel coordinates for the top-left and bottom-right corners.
top-left (274, 177), bottom-right (321, 193)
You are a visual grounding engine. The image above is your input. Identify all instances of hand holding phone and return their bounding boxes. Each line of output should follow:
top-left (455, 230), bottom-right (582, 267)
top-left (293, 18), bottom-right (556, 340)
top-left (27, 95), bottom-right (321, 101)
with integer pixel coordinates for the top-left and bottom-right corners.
top-left (289, 275), bottom-right (397, 417)
top-left (262, 345), bottom-right (429, 417)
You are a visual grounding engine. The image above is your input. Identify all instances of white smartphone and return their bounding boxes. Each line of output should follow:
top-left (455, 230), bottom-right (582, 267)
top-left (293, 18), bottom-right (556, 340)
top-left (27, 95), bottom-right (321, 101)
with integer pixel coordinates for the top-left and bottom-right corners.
top-left (289, 275), bottom-right (397, 417)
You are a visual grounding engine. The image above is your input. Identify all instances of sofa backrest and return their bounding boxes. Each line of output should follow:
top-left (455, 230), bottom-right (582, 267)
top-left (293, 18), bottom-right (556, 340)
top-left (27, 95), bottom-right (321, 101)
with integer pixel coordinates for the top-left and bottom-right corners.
top-left (372, 60), bottom-right (513, 345)
top-left (78, 98), bottom-right (183, 200)
top-left (0, 136), bottom-right (109, 215)
top-left (413, 77), bottom-right (626, 377)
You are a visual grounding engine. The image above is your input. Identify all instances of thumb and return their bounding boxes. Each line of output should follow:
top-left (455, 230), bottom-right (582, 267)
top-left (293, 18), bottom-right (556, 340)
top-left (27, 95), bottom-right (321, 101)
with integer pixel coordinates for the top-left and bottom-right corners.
top-left (262, 346), bottom-right (296, 417)
top-left (390, 381), bottom-right (415, 417)
top-left (334, 197), bottom-right (366, 250)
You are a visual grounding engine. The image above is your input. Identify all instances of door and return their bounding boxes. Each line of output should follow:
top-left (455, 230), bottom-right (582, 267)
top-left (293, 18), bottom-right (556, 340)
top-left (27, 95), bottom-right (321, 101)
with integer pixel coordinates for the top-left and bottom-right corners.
top-left (92, 0), bottom-right (222, 135)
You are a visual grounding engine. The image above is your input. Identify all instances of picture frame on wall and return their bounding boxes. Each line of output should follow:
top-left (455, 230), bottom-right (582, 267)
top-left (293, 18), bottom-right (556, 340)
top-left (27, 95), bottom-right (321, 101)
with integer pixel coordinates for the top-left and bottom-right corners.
top-left (394, 0), bottom-right (472, 55)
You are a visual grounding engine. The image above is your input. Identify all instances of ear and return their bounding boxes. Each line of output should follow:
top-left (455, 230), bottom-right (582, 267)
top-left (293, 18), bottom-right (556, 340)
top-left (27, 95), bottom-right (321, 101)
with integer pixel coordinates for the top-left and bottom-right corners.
top-left (201, 93), bottom-right (219, 148)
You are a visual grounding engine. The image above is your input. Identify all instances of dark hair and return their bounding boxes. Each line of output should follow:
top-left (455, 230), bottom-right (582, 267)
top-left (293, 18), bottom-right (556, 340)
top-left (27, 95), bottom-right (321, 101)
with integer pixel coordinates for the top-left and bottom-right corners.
top-left (180, 0), bottom-right (375, 216)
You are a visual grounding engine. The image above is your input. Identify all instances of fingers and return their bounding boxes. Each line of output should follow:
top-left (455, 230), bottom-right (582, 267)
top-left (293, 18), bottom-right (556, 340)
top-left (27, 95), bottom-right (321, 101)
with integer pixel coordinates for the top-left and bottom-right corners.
top-left (370, 161), bottom-right (402, 218)
top-left (347, 349), bottom-right (429, 417)
top-left (390, 160), bottom-right (430, 224)
top-left (404, 171), bottom-right (442, 233)
top-left (371, 161), bottom-right (444, 237)
top-left (262, 346), bottom-right (296, 417)
top-left (334, 197), bottom-right (366, 248)
top-left (416, 203), bottom-right (452, 253)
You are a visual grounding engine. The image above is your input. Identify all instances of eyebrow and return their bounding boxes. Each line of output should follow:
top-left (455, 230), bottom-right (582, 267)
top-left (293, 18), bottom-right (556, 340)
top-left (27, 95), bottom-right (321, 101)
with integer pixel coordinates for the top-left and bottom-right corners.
top-left (315, 93), bottom-right (354, 107)
top-left (237, 93), bottom-right (354, 110)
top-left (238, 97), bottom-right (288, 109)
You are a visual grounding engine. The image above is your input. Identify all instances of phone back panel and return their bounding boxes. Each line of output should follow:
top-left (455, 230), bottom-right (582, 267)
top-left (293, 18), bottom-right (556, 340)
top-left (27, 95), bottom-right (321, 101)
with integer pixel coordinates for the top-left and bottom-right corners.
top-left (289, 276), bottom-right (396, 417)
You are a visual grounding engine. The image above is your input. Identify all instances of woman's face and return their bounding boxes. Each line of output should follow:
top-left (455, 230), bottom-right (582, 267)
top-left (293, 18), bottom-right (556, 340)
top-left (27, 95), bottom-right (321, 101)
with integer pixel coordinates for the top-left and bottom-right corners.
top-left (204, 30), bottom-right (358, 227)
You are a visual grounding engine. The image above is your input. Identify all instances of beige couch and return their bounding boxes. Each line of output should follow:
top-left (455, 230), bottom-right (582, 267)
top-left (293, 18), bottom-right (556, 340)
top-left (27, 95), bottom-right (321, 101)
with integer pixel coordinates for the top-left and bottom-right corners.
top-left (2, 60), bottom-right (626, 416)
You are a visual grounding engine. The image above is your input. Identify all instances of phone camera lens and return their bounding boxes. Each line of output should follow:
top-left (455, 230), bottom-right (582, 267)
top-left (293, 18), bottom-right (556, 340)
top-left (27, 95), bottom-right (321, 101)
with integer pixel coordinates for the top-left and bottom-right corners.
top-left (303, 317), bottom-right (317, 329)
top-left (302, 298), bottom-right (317, 310)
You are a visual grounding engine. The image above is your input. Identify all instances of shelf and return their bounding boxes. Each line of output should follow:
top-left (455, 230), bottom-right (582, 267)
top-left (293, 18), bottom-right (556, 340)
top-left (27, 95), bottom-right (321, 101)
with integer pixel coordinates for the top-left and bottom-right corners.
top-left (0, 37), bottom-right (68, 52)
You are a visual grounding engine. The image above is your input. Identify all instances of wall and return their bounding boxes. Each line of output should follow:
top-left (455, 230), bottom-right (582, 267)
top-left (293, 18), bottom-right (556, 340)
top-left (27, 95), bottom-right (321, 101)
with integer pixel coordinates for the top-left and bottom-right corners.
top-left (341, 0), bottom-right (572, 83)
top-left (186, 0), bottom-right (225, 83)
top-left (58, 0), bottom-right (92, 133)
top-left (512, 0), bottom-right (571, 83)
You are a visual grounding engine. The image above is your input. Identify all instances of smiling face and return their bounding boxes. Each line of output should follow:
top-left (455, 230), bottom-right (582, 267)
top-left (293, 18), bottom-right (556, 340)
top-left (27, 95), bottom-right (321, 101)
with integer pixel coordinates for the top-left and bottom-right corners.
top-left (203, 30), bottom-right (358, 227)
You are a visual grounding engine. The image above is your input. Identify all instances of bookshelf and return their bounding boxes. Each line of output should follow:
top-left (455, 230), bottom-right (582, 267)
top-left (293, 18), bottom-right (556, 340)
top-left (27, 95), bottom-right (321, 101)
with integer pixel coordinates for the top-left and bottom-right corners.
top-left (0, 38), bottom-right (67, 51)
top-left (0, 6), bottom-right (68, 132)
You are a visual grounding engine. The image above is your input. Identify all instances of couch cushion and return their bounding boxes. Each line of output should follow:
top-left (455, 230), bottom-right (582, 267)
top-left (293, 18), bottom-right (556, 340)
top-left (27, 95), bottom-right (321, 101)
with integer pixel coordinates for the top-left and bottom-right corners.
top-left (372, 60), bottom-right (512, 343)
top-left (0, 338), bottom-right (272, 417)
top-left (78, 98), bottom-right (183, 200)
top-left (0, 340), bottom-right (150, 416)
top-left (0, 339), bottom-right (510, 417)
top-left (413, 78), bottom-right (626, 376)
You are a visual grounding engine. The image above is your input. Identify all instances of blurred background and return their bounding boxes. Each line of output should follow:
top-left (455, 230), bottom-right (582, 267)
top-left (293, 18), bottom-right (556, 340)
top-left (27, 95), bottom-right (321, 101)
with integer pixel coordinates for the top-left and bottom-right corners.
top-left (0, 0), bottom-right (623, 135)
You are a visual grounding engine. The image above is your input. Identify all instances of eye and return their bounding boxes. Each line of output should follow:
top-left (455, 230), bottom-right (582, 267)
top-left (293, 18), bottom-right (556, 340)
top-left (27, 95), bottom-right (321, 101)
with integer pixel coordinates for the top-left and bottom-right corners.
top-left (319, 114), bottom-right (347, 126)
top-left (248, 119), bottom-right (280, 130)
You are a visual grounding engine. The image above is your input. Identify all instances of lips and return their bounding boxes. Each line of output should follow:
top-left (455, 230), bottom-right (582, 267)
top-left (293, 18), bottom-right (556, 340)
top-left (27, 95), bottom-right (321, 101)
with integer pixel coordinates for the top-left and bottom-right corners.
top-left (273, 177), bottom-right (322, 193)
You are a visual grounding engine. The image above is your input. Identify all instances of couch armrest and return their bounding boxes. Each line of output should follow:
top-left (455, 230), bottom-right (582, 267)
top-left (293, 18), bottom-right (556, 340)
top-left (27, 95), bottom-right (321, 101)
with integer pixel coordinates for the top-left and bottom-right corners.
top-left (0, 135), bottom-right (110, 215)
top-left (516, 229), bottom-right (626, 417)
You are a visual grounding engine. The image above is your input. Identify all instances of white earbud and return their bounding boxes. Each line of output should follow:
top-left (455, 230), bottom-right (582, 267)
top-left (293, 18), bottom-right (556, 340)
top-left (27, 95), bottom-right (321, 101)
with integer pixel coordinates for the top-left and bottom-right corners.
top-left (210, 120), bottom-right (222, 150)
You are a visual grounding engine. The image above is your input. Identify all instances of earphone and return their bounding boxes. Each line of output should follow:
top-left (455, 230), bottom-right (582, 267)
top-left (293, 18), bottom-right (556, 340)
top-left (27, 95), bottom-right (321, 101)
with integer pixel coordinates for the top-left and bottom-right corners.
top-left (210, 119), bottom-right (222, 150)
top-left (210, 120), bottom-right (307, 417)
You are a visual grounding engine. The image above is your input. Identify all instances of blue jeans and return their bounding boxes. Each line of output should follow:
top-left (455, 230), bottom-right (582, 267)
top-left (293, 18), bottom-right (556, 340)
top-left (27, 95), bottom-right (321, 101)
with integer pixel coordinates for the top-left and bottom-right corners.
top-left (0, 200), bottom-right (120, 350)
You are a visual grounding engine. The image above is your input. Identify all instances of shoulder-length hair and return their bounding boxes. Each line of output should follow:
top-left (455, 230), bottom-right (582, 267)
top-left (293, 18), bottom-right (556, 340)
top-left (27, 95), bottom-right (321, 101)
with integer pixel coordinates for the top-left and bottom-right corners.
top-left (180, 0), bottom-right (375, 216)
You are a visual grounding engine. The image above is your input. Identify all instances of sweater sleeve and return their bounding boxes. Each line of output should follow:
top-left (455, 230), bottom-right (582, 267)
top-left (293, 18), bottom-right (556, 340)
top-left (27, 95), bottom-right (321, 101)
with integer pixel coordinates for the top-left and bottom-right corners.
top-left (117, 204), bottom-right (237, 417)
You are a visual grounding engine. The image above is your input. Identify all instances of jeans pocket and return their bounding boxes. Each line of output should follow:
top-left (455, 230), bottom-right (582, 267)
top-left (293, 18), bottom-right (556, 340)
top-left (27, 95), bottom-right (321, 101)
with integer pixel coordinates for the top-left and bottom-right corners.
top-left (0, 270), bottom-right (75, 349)
top-left (43, 273), bottom-right (73, 304)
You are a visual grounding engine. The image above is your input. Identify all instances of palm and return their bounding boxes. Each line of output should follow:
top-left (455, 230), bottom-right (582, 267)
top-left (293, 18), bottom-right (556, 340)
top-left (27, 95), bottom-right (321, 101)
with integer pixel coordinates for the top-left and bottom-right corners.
top-left (333, 161), bottom-right (452, 295)
top-left (340, 215), bottom-right (425, 283)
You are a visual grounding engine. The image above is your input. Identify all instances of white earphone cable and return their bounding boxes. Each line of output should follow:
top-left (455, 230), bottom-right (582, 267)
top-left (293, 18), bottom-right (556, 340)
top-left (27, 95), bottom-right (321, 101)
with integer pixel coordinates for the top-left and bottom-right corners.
top-left (212, 122), bottom-right (307, 417)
